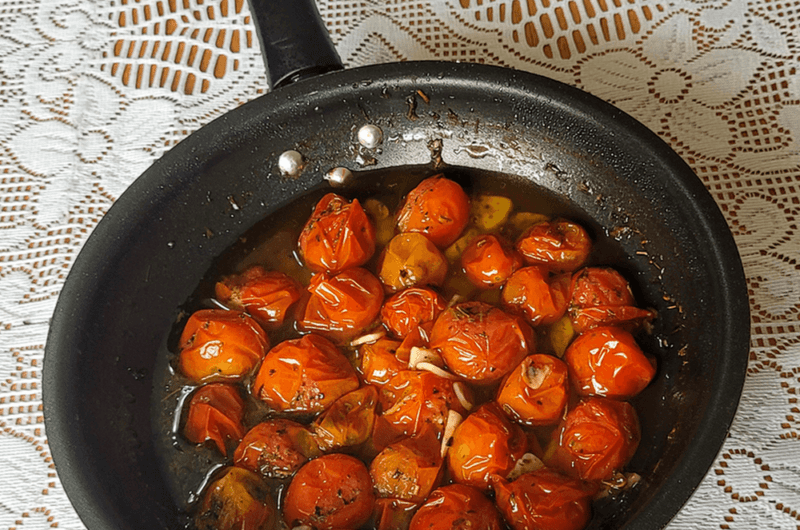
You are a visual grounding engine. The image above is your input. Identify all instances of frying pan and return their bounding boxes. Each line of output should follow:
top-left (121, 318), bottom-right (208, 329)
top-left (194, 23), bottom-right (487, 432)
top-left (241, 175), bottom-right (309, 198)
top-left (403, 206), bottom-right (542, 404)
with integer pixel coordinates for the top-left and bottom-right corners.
top-left (42, 0), bottom-right (750, 529)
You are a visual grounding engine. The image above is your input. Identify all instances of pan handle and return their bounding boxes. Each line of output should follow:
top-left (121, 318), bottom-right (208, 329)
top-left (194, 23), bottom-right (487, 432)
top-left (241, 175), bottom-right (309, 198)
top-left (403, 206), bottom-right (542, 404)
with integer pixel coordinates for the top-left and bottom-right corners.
top-left (246, 0), bottom-right (343, 89)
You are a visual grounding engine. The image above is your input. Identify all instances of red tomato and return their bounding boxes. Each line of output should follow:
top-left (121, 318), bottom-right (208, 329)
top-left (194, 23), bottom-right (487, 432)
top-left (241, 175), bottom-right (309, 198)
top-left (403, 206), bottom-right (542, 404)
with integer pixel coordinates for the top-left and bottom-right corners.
top-left (370, 430), bottom-right (444, 503)
top-left (569, 267), bottom-right (656, 333)
top-left (502, 266), bottom-right (571, 326)
top-left (496, 354), bottom-right (569, 426)
top-left (298, 193), bottom-right (376, 273)
top-left (283, 453), bottom-right (375, 530)
top-left (195, 467), bottom-right (277, 530)
top-left (516, 219), bottom-right (591, 273)
top-left (461, 234), bottom-right (523, 288)
top-left (252, 334), bottom-right (359, 414)
top-left (408, 484), bottom-right (503, 530)
top-left (183, 383), bottom-right (245, 456)
top-left (378, 233), bottom-right (448, 293)
top-left (234, 420), bottom-right (320, 479)
top-left (298, 268), bottom-right (384, 344)
top-left (312, 385), bottom-right (379, 452)
top-left (178, 309), bottom-right (269, 383)
top-left (372, 498), bottom-right (418, 530)
top-left (380, 287), bottom-right (447, 339)
top-left (358, 338), bottom-right (407, 388)
top-left (214, 265), bottom-right (303, 329)
top-left (395, 175), bottom-right (470, 248)
top-left (493, 469), bottom-right (597, 530)
top-left (447, 402), bottom-right (527, 491)
top-left (565, 326), bottom-right (656, 399)
top-left (430, 301), bottom-right (534, 384)
top-left (395, 320), bottom-right (434, 365)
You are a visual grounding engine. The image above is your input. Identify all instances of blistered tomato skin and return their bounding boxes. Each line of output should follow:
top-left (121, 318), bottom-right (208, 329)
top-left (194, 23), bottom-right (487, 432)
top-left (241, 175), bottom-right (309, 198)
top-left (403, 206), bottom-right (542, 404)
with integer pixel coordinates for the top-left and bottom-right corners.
top-left (252, 334), bottom-right (359, 414)
top-left (312, 385), bottom-right (379, 452)
top-left (183, 383), bottom-right (246, 456)
top-left (502, 266), bottom-right (571, 326)
top-left (565, 326), bottom-right (656, 399)
top-left (380, 287), bottom-right (447, 339)
top-left (516, 219), bottom-right (592, 273)
top-left (298, 193), bottom-right (376, 273)
top-left (569, 267), bottom-right (656, 333)
top-left (214, 265), bottom-right (303, 329)
top-left (283, 453), bottom-right (375, 530)
top-left (395, 175), bottom-right (470, 248)
top-left (195, 467), bottom-right (277, 530)
top-left (234, 419), bottom-right (320, 479)
top-left (178, 309), bottom-right (269, 383)
top-left (497, 354), bottom-right (570, 426)
top-left (430, 301), bottom-right (534, 384)
top-left (461, 234), bottom-right (523, 288)
top-left (378, 233), bottom-right (448, 293)
top-left (370, 430), bottom-right (444, 503)
top-left (408, 484), bottom-right (503, 530)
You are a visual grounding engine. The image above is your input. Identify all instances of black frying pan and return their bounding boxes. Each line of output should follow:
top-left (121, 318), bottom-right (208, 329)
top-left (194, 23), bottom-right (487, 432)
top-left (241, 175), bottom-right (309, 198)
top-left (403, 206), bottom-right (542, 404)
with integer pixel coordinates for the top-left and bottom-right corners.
top-left (43, 1), bottom-right (750, 529)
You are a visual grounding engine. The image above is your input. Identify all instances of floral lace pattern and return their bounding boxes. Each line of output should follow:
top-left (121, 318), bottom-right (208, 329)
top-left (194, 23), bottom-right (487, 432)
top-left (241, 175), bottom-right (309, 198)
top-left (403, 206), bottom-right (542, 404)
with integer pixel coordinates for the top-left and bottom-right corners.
top-left (0, 0), bottom-right (798, 528)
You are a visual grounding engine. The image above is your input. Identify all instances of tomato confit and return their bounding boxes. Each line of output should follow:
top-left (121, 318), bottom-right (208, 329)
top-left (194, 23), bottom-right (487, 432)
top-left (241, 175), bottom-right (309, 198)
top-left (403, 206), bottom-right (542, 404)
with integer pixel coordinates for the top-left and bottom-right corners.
top-left (162, 173), bottom-right (659, 530)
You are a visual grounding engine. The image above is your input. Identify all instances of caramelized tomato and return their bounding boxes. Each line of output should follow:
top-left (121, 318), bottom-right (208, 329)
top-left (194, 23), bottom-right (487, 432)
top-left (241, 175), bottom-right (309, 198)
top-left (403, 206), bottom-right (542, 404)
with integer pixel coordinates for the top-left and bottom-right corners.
top-left (516, 219), bottom-right (591, 273)
top-left (370, 430), bottom-right (444, 503)
top-left (234, 419), bottom-right (320, 479)
top-left (497, 354), bottom-right (569, 426)
top-left (502, 266), bottom-right (571, 326)
top-left (461, 234), bottom-right (522, 288)
top-left (183, 383), bottom-right (245, 456)
top-left (408, 484), bottom-right (503, 530)
top-left (378, 233), bottom-right (448, 293)
top-left (178, 309), bottom-right (269, 383)
top-left (569, 267), bottom-right (656, 333)
top-left (395, 175), bottom-right (470, 248)
top-left (312, 385), bottom-right (379, 452)
top-left (195, 467), bottom-right (277, 530)
top-left (214, 265), bottom-right (303, 329)
top-left (358, 338), bottom-right (407, 388)
top-left (380, 287), bottom-right (447, 339)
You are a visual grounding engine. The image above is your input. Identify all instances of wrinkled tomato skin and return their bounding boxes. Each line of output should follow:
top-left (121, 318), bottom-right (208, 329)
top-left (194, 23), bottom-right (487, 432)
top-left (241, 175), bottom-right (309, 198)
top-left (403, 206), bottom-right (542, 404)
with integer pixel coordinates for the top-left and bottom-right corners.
top-left (447, 402), bottom-right (527, 491)
top-left (297, 268), bottom-right (384, 344)
top-left (565, 326), bottom-right (656, 399)
top-left (461, 234), bottom-right (523, 288)
top-left (214, 265), bottom-right (303, 329)
top-left (358, 338), bottom-right (407, 388)
top-left (516, 219), bottom-right (592, 273)
top-left (493, 469), bottom-right (597, 530)
top-left (408, 484), bottom-right (503, 530)
top-left (283, 453), bottom-right (375, 530)
top-left (395, 175), bottom-right (470, 248)
top-left (370, 430), bottom-right (444, 503)
top-left (298, 193), bottom-right (376, 273)
top-left (430, 301), bottom-right (534, 384)
top-left (502, 267), bottom-right (571, 326)
top-left (233, 419), bottom-right (320, 479)
top-left (381, 287), bottom-right (447, 339)
top-left (569, 267), bottom-right (656, 333)
top-left (252, 334), bottom-right (359, 414)
top-left (183, 383), bottom-right (246, 456)
top-left (312, 385), bottom-right (379, 452)
top-left (378, 233), bottom-right (448, 293)
top-left (497, 354), bottom-right (569, 426)
top-left (195, 467), bottom-right (277, 530)
top-left (178, 309), bottom-right (269, 383)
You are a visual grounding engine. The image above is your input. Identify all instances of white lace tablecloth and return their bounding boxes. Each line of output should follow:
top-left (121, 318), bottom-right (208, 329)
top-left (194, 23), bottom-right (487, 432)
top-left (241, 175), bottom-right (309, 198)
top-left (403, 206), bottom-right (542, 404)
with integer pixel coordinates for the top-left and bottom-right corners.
top-left (1, 0), bottom-right (798, 528)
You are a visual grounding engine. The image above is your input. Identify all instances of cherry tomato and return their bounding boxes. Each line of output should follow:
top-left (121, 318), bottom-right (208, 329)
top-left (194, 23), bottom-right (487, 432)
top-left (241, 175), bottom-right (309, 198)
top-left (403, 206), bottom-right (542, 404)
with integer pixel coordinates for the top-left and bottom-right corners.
top-left (394, 320), bottom-right (434, 365)
top-left (408, 484), bottom-right (503, 530)
top-left (516, 219), bottom-right (591, 273)
top-left (502, 266), bottom-right (571, 326)
top-left (195, 467), bottom-right (277, 530)
top-left (372, 498), bottom-right (418, 530)
top-left (312, 385), bottom-right (379, 452)
top-left (496, 354), bottom-right (569, 426)
top-left (252, 334), bottom-right (359, 414)
top-left (283, 453), bottom-right (375, 530)
top-left (214, 265), bottom-right (303, 329)
top-left (447, 402), bottom-right (527, 491)
top-left (298, 193), bottom-right (376, 273)
top-left (380, 287), bottom-right (447, 339)
top-left (430, 301), bottom-right (534, 384)
top-left (378, 233), bottom-right (448, 293)
top-left (395, 175), bottom-right (470, 248)
top-left (178, 309), bottom-right (269, 383)
top-left (233, 419), bottom-right (320, 479)
top-left (370, 429), bottom-right (444, 503)
top-left (183, 383), bottom-right (245, 456)
top-left (358, 338), bottom-right (407, 388)
top-left (569, 267), bottom-right (656, 333)
top-left (297, 268), bottom-right (384, 344)
top-left (492, 469), bottom-right (597, 530)
top-left (461, 234), bottom-right (523, 288)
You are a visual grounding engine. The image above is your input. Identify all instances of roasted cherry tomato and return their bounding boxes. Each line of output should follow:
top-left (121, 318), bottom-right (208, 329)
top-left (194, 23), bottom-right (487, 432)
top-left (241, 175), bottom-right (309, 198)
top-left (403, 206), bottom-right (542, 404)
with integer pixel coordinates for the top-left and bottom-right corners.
top-left (516, 219), bottom-right (591, 273)
top-left (178, 309), bottom-right (269, 383)
top-left (214, 265), bottom-right (303, 329)
top-left (370, 429), bottom-right (444, 503)
top-left (448, 402), bottom-right (527, 491)
top-left (372, 498), bottom-right (418, 530)
top-left (252, 334), bottom-right (359, 414)
top-left (283, 453), bottom-right (375, 530)
top-left (492, 469), bottom-right (597, 530)
top-left (546, 397), bottom-right (640, 482)
top-left (358, 338), bottom-right (407, 388)
top-left (430, 301), bottom-right (534, 384)
top-left (380, 287), bottom-right (447, 339)
top-left (502, 266), bottom-right (571, 326)
top-left (298, 192), bottom-right (376, 273)
top-left (297, 268), bottom-right (384, 344)
top-left (378, 233), bottom-right (448, 293)
top-left (312, 385), bottom-right (379, 452)
top-left (395, 175), bottom-right (470, 248)
top-left (569, 267), bottom-right (656, 333)
top-left (183, 383), bottom-right (245, 456)
top-left (408, 484), bottom-right (503, 530)
top-left (195, 467), bottom-right (277, 530)
top-left (565, 326), bottom-right (656, 399)
top-left (394, 320), bottom-right (434, 365)
top-left (497, 354), bottom-right (569, 426)
top-left (233, 419), bottom-right (320, 479)
top-left (461, 234), bottom-right (522, 288)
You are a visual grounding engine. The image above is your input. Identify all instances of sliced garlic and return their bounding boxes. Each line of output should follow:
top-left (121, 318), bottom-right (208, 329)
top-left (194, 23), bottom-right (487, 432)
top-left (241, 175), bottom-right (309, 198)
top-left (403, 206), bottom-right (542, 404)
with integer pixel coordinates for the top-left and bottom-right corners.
top-left (440, 409), bottom-right (463, 458)
top-left (408, 346), bottom-right (444, 369)
top-left (506, 453), bottom-right (545, 481)
top-left (416, 362), bottom-right (459, 380)
top-left (524, 363), bottom-right (552, 390)
top-left (350, 329), bottom-right (386, 347)
top-left (453, 381), bottom-right (473, 411)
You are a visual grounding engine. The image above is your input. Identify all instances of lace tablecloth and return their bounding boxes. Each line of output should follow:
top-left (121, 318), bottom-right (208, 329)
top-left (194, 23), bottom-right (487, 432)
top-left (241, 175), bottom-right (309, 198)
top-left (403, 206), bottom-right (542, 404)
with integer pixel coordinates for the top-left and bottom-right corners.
top-left (1, 0), bottom-right (798, 528)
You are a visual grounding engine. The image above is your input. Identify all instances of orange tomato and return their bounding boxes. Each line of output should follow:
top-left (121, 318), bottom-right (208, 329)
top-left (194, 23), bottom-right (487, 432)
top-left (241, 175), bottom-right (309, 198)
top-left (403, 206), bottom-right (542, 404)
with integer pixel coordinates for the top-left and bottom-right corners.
top-left (461, 234), bottom-right (522, 288)
top-left (516, 219), bottom-right (591, 273)
top-left (372, 498), bottom-right (418, 530)
top-left (214, 265), bottom-right (303, 329)
top-left (312, 385), bottom-right (379, 452)
top-left (378, 233), bottom-right (448, 293)
top-left (380, 287), bottom-right (447, 339)
top-left (497, 354), bottom-right (569, 426)
top-left (183, 383), bottom-right (245, 456)
top-left (178, 309), bottom-right (269, 383)
top-left (195, 467), bottom-right (277, 530)
top-left (395, 175), bottom-right (470, 248)
top-left (408, 484), bottom-right (503, 530)
top-left (395, 320), bottom-right (435, 365)
top-left (283, 453), bottom-right (375, 530)
top-left (370, 430), bottom-right (443, 503)
top-left (429, 301), bottom-right (534, 384)
top-left (358, 338), bottom-right (407, 388)
top-left (233, 419), bottom-right (320, 479)
top-left (502, 266), bottom-right (571, 326)
top-left (568, 267), bottom-right (656, 333)
top-left (298, 193), bottom-right (376, 273)
top-left (252, 334), bottom-right (359, 414)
